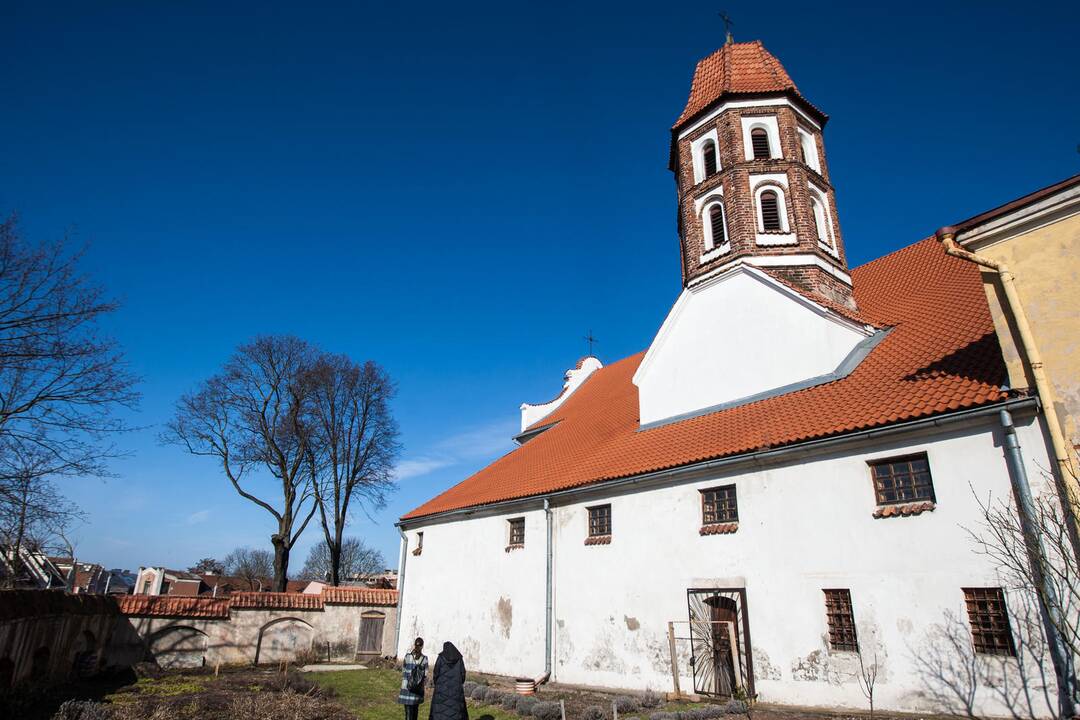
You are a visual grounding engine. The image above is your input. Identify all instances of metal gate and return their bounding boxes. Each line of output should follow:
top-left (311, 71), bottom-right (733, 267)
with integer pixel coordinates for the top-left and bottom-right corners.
top-left (687, 588), bottom-right (754, 698)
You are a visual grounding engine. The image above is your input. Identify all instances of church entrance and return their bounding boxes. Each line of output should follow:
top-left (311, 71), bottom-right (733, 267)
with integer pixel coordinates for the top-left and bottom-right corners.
top-left (687, 588), bottom-right (754, 698)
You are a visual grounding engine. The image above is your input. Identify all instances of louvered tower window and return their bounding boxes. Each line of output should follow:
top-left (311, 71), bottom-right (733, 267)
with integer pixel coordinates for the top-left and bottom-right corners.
top-left (751, 128), bottom-right (771, 159)
top-left (708, 205), bottom-right (726, 248)
top-left (702, 141), bottom-right (718, 177)
top-left (759, 190), bottom-right (782, 231)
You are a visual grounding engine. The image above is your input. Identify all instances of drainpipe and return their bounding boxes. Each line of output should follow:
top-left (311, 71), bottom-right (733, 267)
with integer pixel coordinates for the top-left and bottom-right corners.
top-left (999, 409), bottom-right (1077, 717)
top-left (544, 497), bottom-right (554, 678)
top-left (395, 526), bottom-right (409, 658)
top-left (937, 227), bottom-right (1080, 565)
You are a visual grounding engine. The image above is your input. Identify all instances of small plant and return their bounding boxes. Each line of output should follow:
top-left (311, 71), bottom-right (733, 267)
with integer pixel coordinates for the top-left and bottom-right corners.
top-left (531, 700), bottom-right (563, 720)
top-left (641, 689), bottom-right (663, 709)
top-left (502, 693), bottom-right (521, 710)
top-left (516, 695), bottom-right (539, 715)
top-left (582, 705), bottom-right (610, 720)
top-left (649, 713), bottom-right (679, 720)
top-left (293, 647), bottom-right (321, 666)
top-left (697, 706), bottom-right (726, 719)
top-left (463, 680), bottom-right (478, 696)
top-left (484, 688), bottom-right (506, 705)
top-left (723, 699), bottom-right (748, 715)
top-left (614, 695), bottom-right (641, 713)
top-left (471, 685), bottom-right (490, 700)
top-left (51, 700), bottom-right (110, 720)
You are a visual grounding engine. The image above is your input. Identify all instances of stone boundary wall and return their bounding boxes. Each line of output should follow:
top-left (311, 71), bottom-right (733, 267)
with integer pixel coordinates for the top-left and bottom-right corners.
top-left (0, 587), bottom-right (398, 687)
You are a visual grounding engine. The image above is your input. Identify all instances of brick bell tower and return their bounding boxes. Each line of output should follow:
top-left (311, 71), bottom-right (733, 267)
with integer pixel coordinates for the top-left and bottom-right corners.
top-left (670, 39), bottom-right (857, 310)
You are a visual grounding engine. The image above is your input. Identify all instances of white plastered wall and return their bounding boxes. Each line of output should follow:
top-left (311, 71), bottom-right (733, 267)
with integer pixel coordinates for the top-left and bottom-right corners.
top-left (399, 415), bottom-right (1060, 718)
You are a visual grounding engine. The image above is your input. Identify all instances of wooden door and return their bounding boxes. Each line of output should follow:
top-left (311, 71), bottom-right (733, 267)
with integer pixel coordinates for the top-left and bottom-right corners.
top-left (358, 614), bottom-right (385, 654)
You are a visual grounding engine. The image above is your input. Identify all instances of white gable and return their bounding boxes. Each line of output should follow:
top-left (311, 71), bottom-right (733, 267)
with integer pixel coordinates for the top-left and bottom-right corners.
top-left (520, 356), bottom-right (603, 433)
top-left (633, 264), bottom-right (873, 427)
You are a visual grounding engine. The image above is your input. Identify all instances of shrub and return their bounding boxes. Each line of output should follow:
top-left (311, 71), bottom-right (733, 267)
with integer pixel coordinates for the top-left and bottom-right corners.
top-left (723, 700), bottom-right (748, 715)
top-left (484, 688), bottom-right (506, 705)
top-left (582, 705), bottom-right (609, 720)
top-left (614, 696), bottom-right (641, 713)
top-left (649, 713), bottom-right (679, 720)
top-left (641, 690), bottom-right (663, 709)
top-left (463, 681), bottom-right (478, 696)
top-left (293, 647), bottom-right (321, 666)
top-left (501, 693), bottom-right (521, 710)
top-left (471, 685), bottom-right (490, 700)
top-left (531, 700), bottom-right (563, 720)
top-left (697, 705), bottom-right (726, 719)
top-left (515, 695), bottom-right (539, 715)
top-left (51, 700), bottom-right (110, 720)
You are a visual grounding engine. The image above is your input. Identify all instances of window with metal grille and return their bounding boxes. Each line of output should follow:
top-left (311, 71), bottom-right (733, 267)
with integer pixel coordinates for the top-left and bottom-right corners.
top-left (588, 504), bottom-right (611, 537)
top-left (759, 190), bottom-right (782, 231)
top-left (869, 454), bottom-right (936, 506)
top-left (824, 589), bottom-right (859, 652)
top-left (751, 128), bottom-right (771, 159)
top-left (708, 205), bottom-right (726, 247)
top-left (702, 485), bottom-right (738, 524)
top-left (508, 517), bottom-right (525, 546)
top-left (964, 588), bottom-right (1016, 656)
top-left (703, 141), bottom-right (718, 177)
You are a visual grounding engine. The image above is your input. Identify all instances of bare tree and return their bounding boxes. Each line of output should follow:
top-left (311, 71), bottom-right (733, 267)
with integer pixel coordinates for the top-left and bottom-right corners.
top-left (300, 536), bottom-right (386, 582)
top-left (305, 354), bottom-right (398, 586)
top-left (163, 336), bottom-right (318, 591)
top-left (223, 547), bottom-right (273, 591)
top-left (188, 557), bottom-right (224, 575)
top-left (970, 467), bottom-right (1080, 716)
top-left (0, 217), bottom-right (138, 478)
top-left (856, 652), bottom-right (879, 720)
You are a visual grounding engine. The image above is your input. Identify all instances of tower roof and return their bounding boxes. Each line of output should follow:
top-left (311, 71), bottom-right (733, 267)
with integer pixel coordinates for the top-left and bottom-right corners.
top-left (673, 40), bottom-right (822, 129)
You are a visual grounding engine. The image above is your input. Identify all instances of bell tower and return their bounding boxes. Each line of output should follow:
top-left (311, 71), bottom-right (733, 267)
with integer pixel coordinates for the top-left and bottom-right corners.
top-left (670, 40), bottom-right (856, 310)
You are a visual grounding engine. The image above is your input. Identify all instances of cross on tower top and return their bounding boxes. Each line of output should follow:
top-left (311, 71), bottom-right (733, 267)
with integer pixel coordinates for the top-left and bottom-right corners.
top-left (718, 11), bottom-right (734, 45)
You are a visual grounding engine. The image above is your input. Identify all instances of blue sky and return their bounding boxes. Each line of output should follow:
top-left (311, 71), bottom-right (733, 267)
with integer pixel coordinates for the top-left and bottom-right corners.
top-left (2, 1), bottom-right (1077, 574)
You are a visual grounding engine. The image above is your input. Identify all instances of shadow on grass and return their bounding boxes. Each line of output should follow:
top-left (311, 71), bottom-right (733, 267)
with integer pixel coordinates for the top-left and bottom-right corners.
top-left (0, 668), bottom-right (138, 720)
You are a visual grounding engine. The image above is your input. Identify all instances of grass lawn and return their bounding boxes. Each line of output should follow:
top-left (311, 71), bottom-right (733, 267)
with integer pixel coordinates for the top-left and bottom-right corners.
top-left (306, 668), bottom-right (519, 720)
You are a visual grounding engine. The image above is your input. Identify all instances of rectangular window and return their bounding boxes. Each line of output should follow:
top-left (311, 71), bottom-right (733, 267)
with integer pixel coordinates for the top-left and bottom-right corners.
top-left (964, 588), bottom-right (1016, 656)
top-left (508, 517), bottom-right (525, 546)
top-left (869, 453), bottom-right (936, 505)
top-left (824, 589), bottom-right (859, 652)
top-left (701, 485), bottom-right (738, 524)
top-left (588, 504), bottom-right (612, 537)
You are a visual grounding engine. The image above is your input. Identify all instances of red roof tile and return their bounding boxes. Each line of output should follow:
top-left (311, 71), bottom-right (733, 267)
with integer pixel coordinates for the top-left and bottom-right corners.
top-left (402, 238), bottom-right (1008, 521)
top-left (322, 587), bottom-right (399, 606)
top-left (674, 41), bottom-right (818, 129)
top-left (117, 595), bottom-right (230, 619)
top-left (229, 591), bottom-right (324, 610)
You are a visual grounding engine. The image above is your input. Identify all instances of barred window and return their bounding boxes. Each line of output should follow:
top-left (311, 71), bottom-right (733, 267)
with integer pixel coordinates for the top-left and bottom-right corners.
top-left (508, 517), bottom-right (525, 546)
top-left (702, 140), bottom-right (718, 177)
top-left (588, 504), bottom-right (611, 537)
top-left (964, 588), bottom-right (1016, 656)
top-left (702, 485), bottom-right (738, 524)
top-left (759, 190), bottom-right (782, 231)
top-left (824, 589), bottom-right (859, 652)
top-left (750, 128), bottom-right (771, 159)
top-left (869, 454), bottom-right (935, 505)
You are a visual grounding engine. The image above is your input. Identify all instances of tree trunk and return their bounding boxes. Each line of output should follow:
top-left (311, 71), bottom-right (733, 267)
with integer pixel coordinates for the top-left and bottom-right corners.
top-left (271, 534), bottom-right (289, 592)
top-left (329, 541), bottom-right (341, 587)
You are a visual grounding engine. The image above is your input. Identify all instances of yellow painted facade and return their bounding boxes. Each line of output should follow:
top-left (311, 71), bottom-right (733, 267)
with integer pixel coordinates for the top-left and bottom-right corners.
top-left (964, 208), bottom-right (1080, 452)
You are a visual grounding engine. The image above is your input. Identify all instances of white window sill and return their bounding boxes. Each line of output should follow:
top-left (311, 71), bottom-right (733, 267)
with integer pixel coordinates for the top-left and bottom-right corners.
top-left (755, 232), bottom-right (797, 246)
top-left (699, 244), bottom-right (731, 263)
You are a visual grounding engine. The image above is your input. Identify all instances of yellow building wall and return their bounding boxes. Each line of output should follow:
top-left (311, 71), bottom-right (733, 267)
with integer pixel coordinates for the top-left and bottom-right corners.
top-left (975, 212), bottom-right (1080, 451)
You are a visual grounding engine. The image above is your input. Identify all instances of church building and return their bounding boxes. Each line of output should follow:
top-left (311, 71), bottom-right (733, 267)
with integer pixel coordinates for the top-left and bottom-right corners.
top-left (396, 40), bottom-right (1068, 718)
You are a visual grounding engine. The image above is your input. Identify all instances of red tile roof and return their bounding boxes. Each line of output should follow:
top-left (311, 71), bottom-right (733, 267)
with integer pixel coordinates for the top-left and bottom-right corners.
top-left (229, 591), bottom-right (324, 610)
top-left (674, 41), bottom-right (819, 129)
top-left (403, 238), bottom-right (1009, 521)
top-left (117, 595), bottom-right (230, 619)
top-left (322, 586), bottom-right (398, 606)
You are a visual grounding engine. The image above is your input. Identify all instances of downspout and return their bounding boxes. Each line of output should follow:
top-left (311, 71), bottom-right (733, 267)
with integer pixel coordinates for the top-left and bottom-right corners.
top-left (395, 526), bottom-right (409, 658)
top-left (543, 497), bottom-right (554, 681)
top-left (999, 409), bottom-right (1077, 717)
top-left (938, 227), bottom-right (1080, 563)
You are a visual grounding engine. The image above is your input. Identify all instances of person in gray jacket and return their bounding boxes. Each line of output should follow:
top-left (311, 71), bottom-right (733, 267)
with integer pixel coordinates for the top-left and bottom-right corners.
top-left (398, 637), bottom-right (429, 720)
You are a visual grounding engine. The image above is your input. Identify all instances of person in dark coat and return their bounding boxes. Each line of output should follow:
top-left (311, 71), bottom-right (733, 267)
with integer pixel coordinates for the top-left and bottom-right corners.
top-left (428, 641), bottom-right (468, 720)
